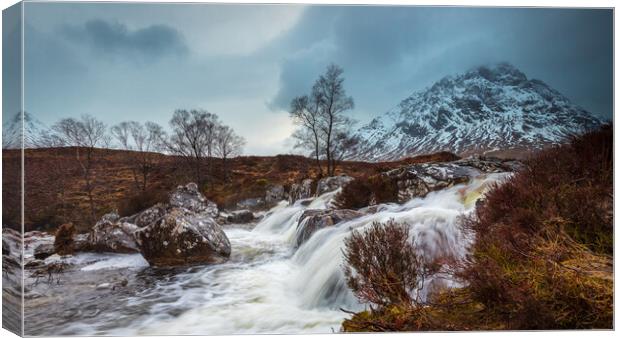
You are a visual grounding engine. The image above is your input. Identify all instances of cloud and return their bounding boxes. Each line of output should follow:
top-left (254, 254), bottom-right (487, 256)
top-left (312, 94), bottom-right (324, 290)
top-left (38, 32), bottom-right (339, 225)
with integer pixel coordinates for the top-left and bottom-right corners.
top-left (60, 19), bottom-right (188, 62)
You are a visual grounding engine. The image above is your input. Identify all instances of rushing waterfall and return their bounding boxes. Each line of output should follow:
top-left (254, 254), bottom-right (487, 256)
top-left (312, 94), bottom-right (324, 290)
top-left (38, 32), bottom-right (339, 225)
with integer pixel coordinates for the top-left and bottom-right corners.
top-left (23, 173), bottom-right (508, 336)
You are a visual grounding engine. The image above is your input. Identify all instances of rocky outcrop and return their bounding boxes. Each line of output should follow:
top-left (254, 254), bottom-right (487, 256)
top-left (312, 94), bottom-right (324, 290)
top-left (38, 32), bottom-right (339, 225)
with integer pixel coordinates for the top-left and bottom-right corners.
top-left (170, 183), bottom-right (218, 217)
top-left (119, 203), bottom-right (167, 228)
top-left (384, 156), bottom-right (519, 202)
top-left (265, 185), bottom-right (286, 205)
top-left (134, 208), bottom-right (231, 267)
top-left (87, 212), bottom-right (140, 253)
top-left (316, 175), bottom-right (354, 195)
top-left (226, 210), bottom-right (255, 224)
top-left (296, 209), bottom-right (363, 246)
top-left (34, 243), bottom-right (55, 260)
top-left (289, 179), bottom-right (314, 204)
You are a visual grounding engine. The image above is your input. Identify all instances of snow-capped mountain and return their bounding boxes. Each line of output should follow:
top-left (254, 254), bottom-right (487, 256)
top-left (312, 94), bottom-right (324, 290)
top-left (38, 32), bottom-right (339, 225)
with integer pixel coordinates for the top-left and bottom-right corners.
top-left (2, 111), bottom-right (47, 149)
top-left (349, 63), bottom-right (603, 161)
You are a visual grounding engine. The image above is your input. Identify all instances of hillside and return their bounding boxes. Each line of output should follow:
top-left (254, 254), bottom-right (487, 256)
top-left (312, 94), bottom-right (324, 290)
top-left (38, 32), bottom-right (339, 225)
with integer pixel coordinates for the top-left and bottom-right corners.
top-left (2, 147), bottom-right (457, 232)
top-left (349, 63), bottom-right (602, 161)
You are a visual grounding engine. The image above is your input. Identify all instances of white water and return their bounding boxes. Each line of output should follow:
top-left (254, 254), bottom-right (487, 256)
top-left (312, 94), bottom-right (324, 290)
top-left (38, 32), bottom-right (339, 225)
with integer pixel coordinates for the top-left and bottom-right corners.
top-left (38, 173), bottom-right (507, 336)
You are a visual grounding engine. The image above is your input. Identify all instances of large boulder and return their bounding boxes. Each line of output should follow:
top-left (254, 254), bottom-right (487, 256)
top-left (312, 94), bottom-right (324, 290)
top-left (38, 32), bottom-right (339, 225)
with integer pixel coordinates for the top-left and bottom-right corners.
top-left (134, 208), bottom-right (231, 267)
top-left (296, 209), bottom-right (363, 246)
top-left (170, 183), bottom-right (218, 217)
top-left (316, 175), bottom-right (354, 195)
top-left (265, 185), bottom-right (286, 205)
top-left (289, 179), bottom-right (315, 204)
top-left (87, 212), bottom-right (140, 253)
top-left (120, 203), bottom-right (167, 228)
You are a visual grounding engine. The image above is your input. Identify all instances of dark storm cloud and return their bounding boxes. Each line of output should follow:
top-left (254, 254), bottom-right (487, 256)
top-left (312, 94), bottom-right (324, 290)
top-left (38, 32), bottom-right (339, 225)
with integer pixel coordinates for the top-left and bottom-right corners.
top-left (60, 19), bottom-right (188, 61)
top-left (269, 7), bottom-right (613, 120)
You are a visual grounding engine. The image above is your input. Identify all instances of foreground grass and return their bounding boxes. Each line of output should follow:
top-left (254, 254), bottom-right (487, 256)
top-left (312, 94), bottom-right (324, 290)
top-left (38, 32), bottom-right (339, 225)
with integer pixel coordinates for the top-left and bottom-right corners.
top-left (342, 125), bottom-right (613, 331)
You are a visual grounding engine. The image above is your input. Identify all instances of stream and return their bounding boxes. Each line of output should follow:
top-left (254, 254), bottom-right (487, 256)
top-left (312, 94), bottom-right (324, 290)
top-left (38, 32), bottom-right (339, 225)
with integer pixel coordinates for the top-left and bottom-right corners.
top-left (22, 173), bottom-right (507, 336)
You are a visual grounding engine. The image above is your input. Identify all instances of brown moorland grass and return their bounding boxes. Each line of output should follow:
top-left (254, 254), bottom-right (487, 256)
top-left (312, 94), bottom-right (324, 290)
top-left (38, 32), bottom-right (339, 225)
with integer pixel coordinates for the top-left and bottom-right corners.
top-left (342, 125), bottom-right (613, 331)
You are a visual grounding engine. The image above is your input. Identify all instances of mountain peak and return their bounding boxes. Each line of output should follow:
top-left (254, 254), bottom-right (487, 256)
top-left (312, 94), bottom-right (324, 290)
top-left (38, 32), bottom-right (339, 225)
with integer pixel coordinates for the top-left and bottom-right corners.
top-left (349, 64), bottom-right (602, 161)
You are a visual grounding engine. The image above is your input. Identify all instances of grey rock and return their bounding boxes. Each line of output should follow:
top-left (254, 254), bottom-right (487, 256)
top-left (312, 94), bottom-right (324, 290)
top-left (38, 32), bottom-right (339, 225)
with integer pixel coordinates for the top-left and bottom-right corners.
top-left (33, 243), bottom-right (55, 260)
top-left (226, 210), bottom-right (255, 224)
top-left (289, 179), bottom-right (314, 204)
top-left (296, 209), bottom-right (363, 246)
top-left (87, 212), bottom-right (140, 253)
top-left (170, 183), bottom-right (218, 217)
top-left (134, 208), bottom-right (231, 267)
top-left (316, 175), bottom-right (354, 195)
top-left (265, 185), bottom-right (286, 205)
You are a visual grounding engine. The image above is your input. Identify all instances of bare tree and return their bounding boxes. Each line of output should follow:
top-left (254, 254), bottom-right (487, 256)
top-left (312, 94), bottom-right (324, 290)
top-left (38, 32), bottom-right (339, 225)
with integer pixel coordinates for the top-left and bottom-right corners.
top-left (51, 115), bottom-right (108, 223)
top-left (313, 64), bottom-right (355, 176)
top-left (164, 109), bottom-right (218, 185)
top-left (289, 64), bottom-right (355, 177)
top-left (290, 93), bottom-right (325, 177)
top-left (214, 124), bottom-right (245, 180)
top-left (111, 121), bottom-right (165, 192)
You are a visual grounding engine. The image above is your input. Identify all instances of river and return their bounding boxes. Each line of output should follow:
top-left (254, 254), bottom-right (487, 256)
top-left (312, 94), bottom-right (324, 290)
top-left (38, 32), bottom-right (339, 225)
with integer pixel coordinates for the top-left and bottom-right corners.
top-left (23, 173), bottom-right (507, 336)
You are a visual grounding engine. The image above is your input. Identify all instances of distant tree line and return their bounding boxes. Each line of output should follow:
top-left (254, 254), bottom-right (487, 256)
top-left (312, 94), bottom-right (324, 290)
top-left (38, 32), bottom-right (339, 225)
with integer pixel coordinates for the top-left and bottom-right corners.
top-left (33, 110), bottom-right (245, 224)
top-left (289, 64), bottom-right (359, 177)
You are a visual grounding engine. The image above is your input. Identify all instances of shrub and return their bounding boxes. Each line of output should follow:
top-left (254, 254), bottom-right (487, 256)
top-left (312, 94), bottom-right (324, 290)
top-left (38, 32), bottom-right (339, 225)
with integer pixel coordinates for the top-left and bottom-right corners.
top-left (335, 175), bottom-right (399, 209)
top-left (459, 124), bottom-right (613, 329)
top-left (54, 223), bottom-right (75, 256)
top-left (343, 220), bottom-right (427, 307)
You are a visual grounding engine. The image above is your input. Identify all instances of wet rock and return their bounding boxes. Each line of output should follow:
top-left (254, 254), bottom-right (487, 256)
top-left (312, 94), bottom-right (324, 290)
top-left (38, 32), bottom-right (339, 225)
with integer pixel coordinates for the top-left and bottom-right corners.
top-left (73, 233), bottom-right (91, 252)
top-left (2, 238), bottom-right (10, 256)
top-left (24, 260), bottom-right (45, 269)
top-left (265, 185), bottom-right (286, 205)
top-left (87, 212), bottom-right (140, 253)
top-left (34, 243), bottom-right (55, 260)
top-left (134, 208), bottom-right (231, 267)
top-left (296, 209), bottom-right (363, 246)
top-left (170, 183), bottom-right (218, 217)
top-left (316, 175), bottom-right (354, 195)
top-left (96, 283), bottom-right (111, 290)
top-left (289, 179), bottom-right (314, 204)
top-left (236, 197), bottom-right (265, 210)
top-left (226, 210), bottom-right (255, 224)
top-left (120, 203), bottom-right (167, 228)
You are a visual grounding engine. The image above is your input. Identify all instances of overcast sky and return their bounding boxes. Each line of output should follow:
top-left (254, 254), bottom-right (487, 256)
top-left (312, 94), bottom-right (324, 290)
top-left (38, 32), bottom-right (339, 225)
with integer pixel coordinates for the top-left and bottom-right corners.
top-left (4, 3), bottom-right (613, 155)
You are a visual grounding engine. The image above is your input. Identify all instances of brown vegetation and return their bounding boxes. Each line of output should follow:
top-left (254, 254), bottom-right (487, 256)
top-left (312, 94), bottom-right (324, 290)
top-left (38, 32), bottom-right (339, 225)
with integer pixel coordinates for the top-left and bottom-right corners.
top-left (4, 146), bottom-right (457, 232)
top-left (342, 125), bottom-right (613, 331)
top-left (54, 223), bottom-right (75, 256)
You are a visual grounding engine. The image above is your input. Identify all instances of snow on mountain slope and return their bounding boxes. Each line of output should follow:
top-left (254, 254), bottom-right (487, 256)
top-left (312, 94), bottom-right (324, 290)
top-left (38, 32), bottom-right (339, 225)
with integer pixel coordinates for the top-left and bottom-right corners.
top-left (2, 111), bottom-right (47, 149)
top-left (349, 63), bottom-right (603, 161)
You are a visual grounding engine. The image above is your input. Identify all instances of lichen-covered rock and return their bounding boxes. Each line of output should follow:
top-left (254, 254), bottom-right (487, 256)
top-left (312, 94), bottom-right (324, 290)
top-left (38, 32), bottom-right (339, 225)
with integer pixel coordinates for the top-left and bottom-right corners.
top-left (289, 179), bottom-right (315, 204)
top-left (134, 208), bottom-right (231, 267)
top-left (87, 212), bottom-right (140, 253)
top-left (296, 209), bottom-right (363, 246)
top-left (120, 203), bottom-right (167, 228)
top-left (170, 183), bottom-right (218, 217)
top-left (226, 210), bottom-right (255, 224)
top-left (265, 185), bottom-right (286, 205)
top-left (316, 175), bottom-right (354, 195)
top-left (384, 157), bottom-right (519, 203)
top-left (34, 243), bottom-right (55, 260)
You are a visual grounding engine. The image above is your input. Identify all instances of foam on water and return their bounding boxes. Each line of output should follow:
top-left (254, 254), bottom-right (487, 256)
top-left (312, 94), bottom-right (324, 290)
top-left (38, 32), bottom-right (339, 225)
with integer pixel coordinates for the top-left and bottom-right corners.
top-left (34, 174), bottom-right (508, 335)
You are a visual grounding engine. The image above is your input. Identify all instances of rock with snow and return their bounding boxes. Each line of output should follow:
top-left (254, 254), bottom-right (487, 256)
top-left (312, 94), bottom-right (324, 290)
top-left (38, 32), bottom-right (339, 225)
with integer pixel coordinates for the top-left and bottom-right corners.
top-left (296, 209), bottom-right (363, 246)
top-left (316, 175), bottom-right (354, 195)
top-left (289, 179), bottom-right (315, 204)
top-left (134, 208), bottom-right (231, 267)
top-left (87, 212), bottom-right (140, 253)
top-left (349, 63), bottom-right (603, 161)
top-left (265, 185), bottom-right (286, 205)
top-left (169, 183), bottom-right (218, 217)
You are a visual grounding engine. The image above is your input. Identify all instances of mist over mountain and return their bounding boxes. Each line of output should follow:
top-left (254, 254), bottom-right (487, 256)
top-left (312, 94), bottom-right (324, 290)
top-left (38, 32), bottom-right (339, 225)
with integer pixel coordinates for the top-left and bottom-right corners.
top-left (349, 63), bottom-right (603, 161)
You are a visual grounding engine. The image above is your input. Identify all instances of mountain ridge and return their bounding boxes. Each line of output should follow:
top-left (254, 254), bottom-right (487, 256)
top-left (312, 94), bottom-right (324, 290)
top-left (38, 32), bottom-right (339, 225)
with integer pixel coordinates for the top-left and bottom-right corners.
top-left (348, 63), bottom-right (603, 161)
